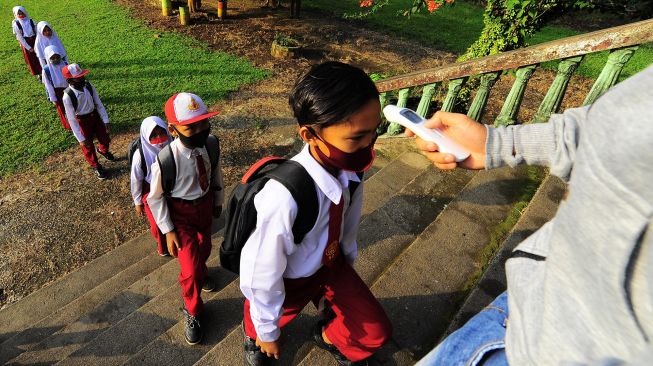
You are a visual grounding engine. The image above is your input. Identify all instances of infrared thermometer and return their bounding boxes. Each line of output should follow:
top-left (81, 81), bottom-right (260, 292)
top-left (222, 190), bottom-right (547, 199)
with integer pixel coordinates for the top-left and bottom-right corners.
top-left (383, 105), bottom-right (470, 162)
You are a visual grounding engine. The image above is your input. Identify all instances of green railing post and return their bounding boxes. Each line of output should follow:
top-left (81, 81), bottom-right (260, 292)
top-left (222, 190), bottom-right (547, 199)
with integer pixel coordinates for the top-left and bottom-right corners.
top-left (467, 72), bottom-right (499, 122)
top-left (583, 46), bottom-right (638, 106)
top-left (377, 92), bottom-right (389, 134)
top-left (416, 83), bottom-right (438, 118)
top-left (161, 0), bottom-right (172, 16)
top-left (387, 88), bottom-right (411, 135)
top-left (179, 6), bottom-right (190, 25)
top-left (533, 56), bottom-right (583, 123)
top-left (441, 78), bottom-right (467, 112)
top-left (495, 65), bottom-right (537, 127)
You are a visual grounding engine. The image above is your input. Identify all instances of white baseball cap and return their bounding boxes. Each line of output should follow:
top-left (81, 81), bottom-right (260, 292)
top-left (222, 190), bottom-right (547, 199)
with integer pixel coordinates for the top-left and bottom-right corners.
top-left (164, 93), bottom-right (219, 126)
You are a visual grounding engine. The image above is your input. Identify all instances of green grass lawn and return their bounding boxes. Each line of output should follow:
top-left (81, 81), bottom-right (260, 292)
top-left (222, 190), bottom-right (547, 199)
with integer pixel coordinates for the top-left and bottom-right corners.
top-left (0, 0), bottom-right (266, 177)
top-left (305, 0), bottom-right (652, 79)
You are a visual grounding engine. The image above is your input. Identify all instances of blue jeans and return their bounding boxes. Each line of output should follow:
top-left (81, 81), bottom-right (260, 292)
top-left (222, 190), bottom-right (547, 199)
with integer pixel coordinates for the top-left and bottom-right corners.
top-left (416, 292), bottom-right (509, 366)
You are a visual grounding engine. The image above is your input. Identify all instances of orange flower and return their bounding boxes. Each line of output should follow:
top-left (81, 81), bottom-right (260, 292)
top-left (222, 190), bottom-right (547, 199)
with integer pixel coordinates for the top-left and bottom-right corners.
top-left (360, 0), bottom-right (373, 7)
top-left (427, 0), bottom-right (442, 12)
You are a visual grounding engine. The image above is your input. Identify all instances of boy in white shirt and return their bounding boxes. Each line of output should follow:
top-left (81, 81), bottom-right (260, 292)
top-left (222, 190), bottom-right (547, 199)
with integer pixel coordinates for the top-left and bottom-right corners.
top-left (147, 93), bottom-right (224, 345)
top-left (61, 64), bottom-right (114, 180)
top-left (240, 62), bottom-right (392, 366)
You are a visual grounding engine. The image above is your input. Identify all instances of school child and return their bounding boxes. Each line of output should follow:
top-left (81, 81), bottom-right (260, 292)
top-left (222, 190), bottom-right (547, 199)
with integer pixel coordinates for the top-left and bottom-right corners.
top-left (41, 45), bottom-right (70, 130)
top-left (34, 21), bottom-right (68, 69)
top-left (130, 116), bottom-right (172, 257)
top-left (147, 92), bottom-right (224, 345)
top-left (11, 6), bottom-right (41, 76)
top-left (240, 61), bottom-right (392, 366)
top-left (61, 63), bottom-right (115, 180)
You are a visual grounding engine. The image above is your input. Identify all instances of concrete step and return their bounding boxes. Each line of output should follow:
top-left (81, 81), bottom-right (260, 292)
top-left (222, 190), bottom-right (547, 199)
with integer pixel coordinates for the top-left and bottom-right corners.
top-left (443, 174), bottom-right (566, 338)
top-left (298, 165), bottom-right (543, 365)
top-left (194, 156), bottom-right (477, 366)
top-left (0, 251), bottom-right (170, 364)
top-left (0, 230), bottom-right (154, 344)
top-left (51, 251), bottom-right (227, 366)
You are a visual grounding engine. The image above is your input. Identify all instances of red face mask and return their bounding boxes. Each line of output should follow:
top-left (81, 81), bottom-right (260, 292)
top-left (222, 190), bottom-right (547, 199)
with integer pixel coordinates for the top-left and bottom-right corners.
top-left (308, 127), bottom-right (376, 172)
top-left (149, 135), bottom-right (170, 145)
top-left (17, 14), bottom-right (26, 19)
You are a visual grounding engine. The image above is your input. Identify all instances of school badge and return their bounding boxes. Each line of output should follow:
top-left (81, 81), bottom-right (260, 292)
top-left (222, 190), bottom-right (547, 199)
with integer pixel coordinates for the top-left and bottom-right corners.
top-left (188, 97), bottom-right (201, 111)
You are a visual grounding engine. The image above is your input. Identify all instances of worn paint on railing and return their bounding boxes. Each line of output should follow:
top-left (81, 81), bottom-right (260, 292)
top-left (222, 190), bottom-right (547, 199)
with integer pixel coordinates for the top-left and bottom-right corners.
top-left (375, 19), bottom-right (653, 93)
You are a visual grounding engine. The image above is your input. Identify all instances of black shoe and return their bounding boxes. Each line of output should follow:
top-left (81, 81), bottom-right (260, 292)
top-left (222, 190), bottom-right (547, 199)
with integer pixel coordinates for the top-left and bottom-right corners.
top-left (313, 321), bottom-right (368, 366)
top-left (183, 308), bottom-right (203, 345)
top-left (243, 333), bottom-right (274, 366)
top-left (96, 147), bottom-right (115, 161)
top-left (94, 166), bottom-right (108, 180)
top-left (202, 276), bottom-right (216, 292)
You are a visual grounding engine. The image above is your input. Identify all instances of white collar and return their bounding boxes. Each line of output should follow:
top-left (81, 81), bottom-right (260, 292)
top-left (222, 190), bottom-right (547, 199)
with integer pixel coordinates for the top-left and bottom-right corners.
top-left (173, 138), bottom-right (206, 159)
top-left (292, 144), bottom-right (361, 204)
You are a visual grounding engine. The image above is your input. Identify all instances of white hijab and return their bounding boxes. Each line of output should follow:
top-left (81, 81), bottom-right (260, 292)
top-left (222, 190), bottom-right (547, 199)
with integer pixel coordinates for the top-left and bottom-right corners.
top-left (35, 21), bottom-right (67, 63)
top-left (44, 45), bottom-right (67, 87)
top-left (12, 6), bottom-right (35, 37)
top-left (140, 117), bottom-right (171, 183)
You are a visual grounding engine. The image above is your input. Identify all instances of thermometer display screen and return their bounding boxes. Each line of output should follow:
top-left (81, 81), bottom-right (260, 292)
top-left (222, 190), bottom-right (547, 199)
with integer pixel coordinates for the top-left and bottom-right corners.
top-left (400, 109), bottom-right (424, 123)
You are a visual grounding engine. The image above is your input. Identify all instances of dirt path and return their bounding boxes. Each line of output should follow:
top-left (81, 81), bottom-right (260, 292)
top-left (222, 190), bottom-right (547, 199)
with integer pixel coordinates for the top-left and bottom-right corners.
top-left (0, 0), bottom-right (593, 308)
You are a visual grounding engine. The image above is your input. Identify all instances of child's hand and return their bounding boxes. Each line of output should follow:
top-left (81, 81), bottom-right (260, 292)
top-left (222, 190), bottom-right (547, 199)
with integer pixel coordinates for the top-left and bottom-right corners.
top-left (256, 337), bottom-right (281, 359)
top-left (406, 111), bottom-right (487, 170)
top-left (213, 204), bottom-right (222, 218)
top-left (135, 204), bottom-right (144, 217)
top-left (165, 231), bottom-right (181, 257)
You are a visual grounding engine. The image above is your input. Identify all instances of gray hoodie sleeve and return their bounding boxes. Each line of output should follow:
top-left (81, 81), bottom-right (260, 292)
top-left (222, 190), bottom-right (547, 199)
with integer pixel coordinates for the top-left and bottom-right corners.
top-left (484, 106), bottom-right (588, 182)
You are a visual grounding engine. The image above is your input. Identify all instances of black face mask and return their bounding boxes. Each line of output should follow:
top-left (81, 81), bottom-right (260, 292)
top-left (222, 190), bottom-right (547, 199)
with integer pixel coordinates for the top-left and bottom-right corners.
top-left (174, 127), bottom-right (210, 149)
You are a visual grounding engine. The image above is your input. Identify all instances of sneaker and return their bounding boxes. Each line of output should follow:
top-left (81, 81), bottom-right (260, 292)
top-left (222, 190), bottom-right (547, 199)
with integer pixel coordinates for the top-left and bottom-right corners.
top-left (243, 331), bottom-right (274, 366)
top-left (312, 321), bottom-right (368, 366)
top-left (202, 276), bottom-right (216, 292)
top-left (95, 166), bottom-right (108, 180)
top-left (96, 147), bottom-right (115, 161)
top-left (182, 308), bottom-right (203, 345)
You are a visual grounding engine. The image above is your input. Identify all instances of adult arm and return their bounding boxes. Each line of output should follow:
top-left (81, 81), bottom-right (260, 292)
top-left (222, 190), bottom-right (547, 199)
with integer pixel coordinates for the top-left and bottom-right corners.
top-left (239, 181), bottom-right (297, 343)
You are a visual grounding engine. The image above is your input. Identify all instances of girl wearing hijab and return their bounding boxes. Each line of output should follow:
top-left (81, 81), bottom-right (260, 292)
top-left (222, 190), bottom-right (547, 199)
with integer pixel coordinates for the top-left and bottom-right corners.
top-left (42, 45), bottom-right (70, 130)
top-left (35, 21), bottom-right (68, 69)
top-left (12, 6), bottom-right (41, 76)
top-left (131, 116), bottom-right (173, 256)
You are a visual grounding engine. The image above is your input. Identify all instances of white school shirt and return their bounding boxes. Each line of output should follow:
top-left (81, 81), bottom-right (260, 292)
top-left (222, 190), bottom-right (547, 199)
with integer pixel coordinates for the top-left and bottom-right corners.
top-left (61, 83), bottom-right (110, 143)
top-left (239, 144), bottom-right (364, 342)
top-left (42, 65), bottom-right (68, 101)
top-left (12, 18), bottom-right (35, 50)
top-left (147, 138), bottom-right (225, 234)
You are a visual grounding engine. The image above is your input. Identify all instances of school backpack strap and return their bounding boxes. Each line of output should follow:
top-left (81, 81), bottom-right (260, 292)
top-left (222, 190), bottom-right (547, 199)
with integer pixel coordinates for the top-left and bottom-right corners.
top-left (265, 160), bottom-right (319, 244)
top-left (128, 138), bottom-right (147, 177)
top-left (43, 65), bottom-right (53, 86)
top-left (158, 144), bottom-right (177, 197)
top-left (64, 87), bottom-right (78, 111)
top-left (205, 134), bottom-right (221, 191)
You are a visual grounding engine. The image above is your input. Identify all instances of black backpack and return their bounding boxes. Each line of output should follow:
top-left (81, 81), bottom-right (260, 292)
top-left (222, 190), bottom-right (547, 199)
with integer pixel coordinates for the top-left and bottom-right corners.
top-left (64, 81), bottom-right (95, 111)
top-left (14, 19), bottom-right (35, 36)
top-left (157, 134), bottom-right (221, 196)
top-left (219, 157), bottom-right (363, 274)
top-left (127, 138), bottom-right (147, 177)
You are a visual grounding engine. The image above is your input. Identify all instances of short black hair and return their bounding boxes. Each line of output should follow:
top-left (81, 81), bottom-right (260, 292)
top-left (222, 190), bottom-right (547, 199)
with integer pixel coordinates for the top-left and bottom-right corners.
top-left (289, 61), bottom-right (379, 127)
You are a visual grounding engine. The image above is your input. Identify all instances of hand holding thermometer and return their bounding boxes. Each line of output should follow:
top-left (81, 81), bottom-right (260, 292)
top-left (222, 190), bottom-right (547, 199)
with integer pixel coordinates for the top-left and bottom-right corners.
top-left (383, 105), bottom-right (471, 162)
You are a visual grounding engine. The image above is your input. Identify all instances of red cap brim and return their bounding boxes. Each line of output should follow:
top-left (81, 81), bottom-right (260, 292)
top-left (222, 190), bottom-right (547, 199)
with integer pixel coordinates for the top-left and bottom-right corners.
top-left (172, 111), bottom-right (220, 126)
top-left (63, 69), bottom-right (90, 79)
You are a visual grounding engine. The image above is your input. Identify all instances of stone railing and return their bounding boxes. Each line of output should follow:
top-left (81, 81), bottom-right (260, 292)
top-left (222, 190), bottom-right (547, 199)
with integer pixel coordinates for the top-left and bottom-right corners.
top-left (375, 19), bottom-right (653, 134)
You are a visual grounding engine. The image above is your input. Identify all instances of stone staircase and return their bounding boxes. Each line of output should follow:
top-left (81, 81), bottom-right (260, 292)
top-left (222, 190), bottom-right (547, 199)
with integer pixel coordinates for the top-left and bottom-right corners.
top-left (0, 135), bottom-right (558, 365)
